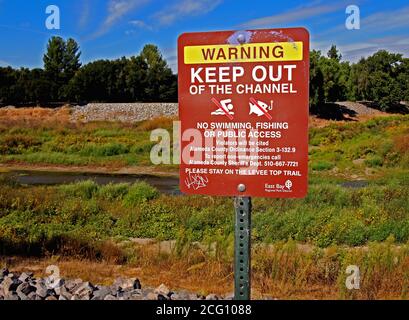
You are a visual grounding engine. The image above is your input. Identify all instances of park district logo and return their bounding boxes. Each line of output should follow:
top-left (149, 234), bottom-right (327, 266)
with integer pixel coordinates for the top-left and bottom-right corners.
top-left (265, 179), bottom-right (293, 193)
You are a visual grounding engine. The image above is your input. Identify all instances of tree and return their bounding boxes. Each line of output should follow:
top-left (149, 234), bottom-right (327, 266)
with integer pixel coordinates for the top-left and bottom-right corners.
top-left (63, 38), bottom-right (81, 80)
top-left (348, 50), bottom-right (407, 110)
top-left (309, 50), bottom-right (325, 109)
top-left (125, 55), bottom-right (148, 101)
top-left (318, 45), bottom-right (350, 102)
top-left (327, 45), bottom-right (342, 61)
top-left (140, 44), bottom-right (177, 101)
top-left (43, 36), bottom-right (81, 100)
top-left (0, 67), bottom-right (17, 104)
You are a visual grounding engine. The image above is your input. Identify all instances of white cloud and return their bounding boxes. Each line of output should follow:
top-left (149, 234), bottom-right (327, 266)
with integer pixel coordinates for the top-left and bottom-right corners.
top-left (91, 0), bottom-right (150, 39)
top-left (308, 4), bottom-right (409, 61)
top-left (0, 60), bottom-right (10, 67)
top-left (318, 5), bottom-right (409, 39)
top-left (154, 0), bottom-right (223, 26)
top-left (241, 2), bottom-right (348, 28)
top-left (129, 19), bottom-right (153, 30)
top-left (311, 35), bottom-right (409, 62)
top-left (362, 6), bottom-right (409, 31)
top-left (78, 0), bottom-right (91, 29)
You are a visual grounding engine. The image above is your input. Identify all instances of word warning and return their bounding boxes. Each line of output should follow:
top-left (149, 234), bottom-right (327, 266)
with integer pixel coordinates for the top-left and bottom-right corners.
top-left (178, 28), bottom-right (309, 197)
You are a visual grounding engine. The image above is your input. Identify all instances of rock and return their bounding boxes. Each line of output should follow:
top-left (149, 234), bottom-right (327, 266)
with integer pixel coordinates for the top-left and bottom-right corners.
top-left (0, 270), bottom-right (235, 301)
top-left (19, 282), bottom-right (36, 295)
top-left (73, 281), bottom-right (94, 298)
top-left (27, 292), bottom-right (37, 300)
top-left (1, 268), bottom-right (9, 277)
top-left (34, 282), bottom-right (48, 298)
top-left (46, 289), bottom-right (56, 297)
top-left (171, 290), bottom-right (192, 300)
top-left (46, 278), bottom-right (64, 290)
top-left (130, 289), bottom-right (143, 300)
top-left (113, 277), bottom-right (140, 291)
top-left (155, 283), bottom-right (170, 296)
top-left (146, 292), bottom-right (158, 300)
top-left (17, 293), bottom-right (29, 300)
top-left (70, 103), bottom-right (179, 123)
top-left (117, 291), bottom-right (132, 300)
top-left (18, 272), bottom-right (31, 283)
top-left (66, 278), bottom-right (83, 292)
top-left (224, 292), bottom-right (234, 300)
top-left (91, 287), bottom-right (110, 300)
top-left (58, 286), bottom-right (73, 300)
top-left (109, 285), bottom-right (119, 296)
top-left (1, 277), bottom-right (13, 296)
top-left (2, 277), bottom-right (20, 296)
top-left (64, 279), bottom-right (78, 291)
top-left (16, 282), bottom-right (36, 299)
top-left (4, 293), bottom-right (19, 300)
top-left (133, 279), bottom-right (141, 290)
top-left (170, 293), bottom-right (181, 300)
top-left (189, 293), bottom-right (199, 300)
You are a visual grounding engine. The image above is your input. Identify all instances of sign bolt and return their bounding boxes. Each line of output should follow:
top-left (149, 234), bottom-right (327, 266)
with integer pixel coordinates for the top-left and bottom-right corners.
top-left (237, 33), bottom-right (246, 44)
top-left (237, 184), bottom-right (246, 192)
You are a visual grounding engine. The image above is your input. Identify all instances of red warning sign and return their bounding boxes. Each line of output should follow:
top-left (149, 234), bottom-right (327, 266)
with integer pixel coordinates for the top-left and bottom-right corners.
top-left (178, 28), bottom-right (309, 198)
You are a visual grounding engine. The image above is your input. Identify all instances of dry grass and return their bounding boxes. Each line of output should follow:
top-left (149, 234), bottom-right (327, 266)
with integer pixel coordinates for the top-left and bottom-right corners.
top-left (0, 106), bottom-right (71, 126)
top-left (3, 241), bottom-right (409, 300)
top-left (137, 115), bottom-right (178, 131)
top-left (0, 106), bottom-right (391, 130)
top-left (394, 134), bottom-right (409, 153)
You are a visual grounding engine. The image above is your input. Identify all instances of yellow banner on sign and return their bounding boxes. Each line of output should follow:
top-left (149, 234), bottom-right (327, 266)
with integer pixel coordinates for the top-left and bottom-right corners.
top-left (184, 42), bottom-right (303, 64)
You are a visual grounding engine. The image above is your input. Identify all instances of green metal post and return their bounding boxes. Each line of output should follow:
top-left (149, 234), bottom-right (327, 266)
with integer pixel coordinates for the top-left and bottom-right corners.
top-left (234, 196), bottom-right (252, 300)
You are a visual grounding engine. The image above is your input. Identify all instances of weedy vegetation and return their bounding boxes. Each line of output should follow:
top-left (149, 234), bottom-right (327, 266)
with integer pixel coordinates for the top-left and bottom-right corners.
top-left (0, 114), bottom-right (409, 299)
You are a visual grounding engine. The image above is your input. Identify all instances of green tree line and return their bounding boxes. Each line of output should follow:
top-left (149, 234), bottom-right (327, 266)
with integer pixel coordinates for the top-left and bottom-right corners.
top-left (0, 37), bottom-right (177, 104)
top-left (310, 45), bottom-right (409, 111)
top-left (0, 37), bottom-right (408, 110)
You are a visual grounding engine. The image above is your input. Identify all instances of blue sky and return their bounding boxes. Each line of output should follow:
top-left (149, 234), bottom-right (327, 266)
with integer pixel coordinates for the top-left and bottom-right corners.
top-left (0, 0), bottom-right (408, 72)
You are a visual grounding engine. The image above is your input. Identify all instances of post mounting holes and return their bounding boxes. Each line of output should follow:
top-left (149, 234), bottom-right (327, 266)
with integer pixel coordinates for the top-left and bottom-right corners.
top-left (234, 196), bottom-right (251, 300)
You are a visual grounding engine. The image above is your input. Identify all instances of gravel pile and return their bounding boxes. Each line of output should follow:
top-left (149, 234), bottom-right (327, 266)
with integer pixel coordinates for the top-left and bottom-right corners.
top-left (0, 268), bottom-right (229, 301)
top-left (71, 103), bottom-right (178, 123)
top-left (334, 101), bottom-right (384, 116)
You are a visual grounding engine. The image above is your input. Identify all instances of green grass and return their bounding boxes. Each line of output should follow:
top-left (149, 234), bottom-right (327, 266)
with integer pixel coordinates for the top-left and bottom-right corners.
top-left (0, 173), bottom-right (408, 257)
top-left (0, 115), bottom-right (408, 175)
top-left (0, 115), bottom-right (409, 254)
top-left (309, 115), bottom-right (409, 173)
top-left (0, 120), bottom-right (174, 168)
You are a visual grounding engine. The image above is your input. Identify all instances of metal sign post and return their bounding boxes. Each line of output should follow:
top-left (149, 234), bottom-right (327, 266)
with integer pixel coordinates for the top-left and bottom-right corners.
top-left (234, 196), bottom-right (252, 300)
top-left (178, 28), bottom-right (310, 301)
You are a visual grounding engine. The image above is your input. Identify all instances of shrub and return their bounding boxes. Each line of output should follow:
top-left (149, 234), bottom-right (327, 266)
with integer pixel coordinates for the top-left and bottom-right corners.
top-left (122, 181), bottom-right (159, 207)
top-left (365, 155), bottom-right (383, 167)
top-left (98, 183), bottom-right (129, 200)
top-left (312, 161), bottom-right (335, 171)
top-left (79, 143), bottom-right (129, 157)
top-left (59, 180), bottom-right (99, 199)
top-left (0, 134), bottom-right (41, 154)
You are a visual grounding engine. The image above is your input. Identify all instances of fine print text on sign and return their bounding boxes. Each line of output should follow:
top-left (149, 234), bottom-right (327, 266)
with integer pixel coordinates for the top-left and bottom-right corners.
top-left (178, 28), bottom-right (309, 198)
